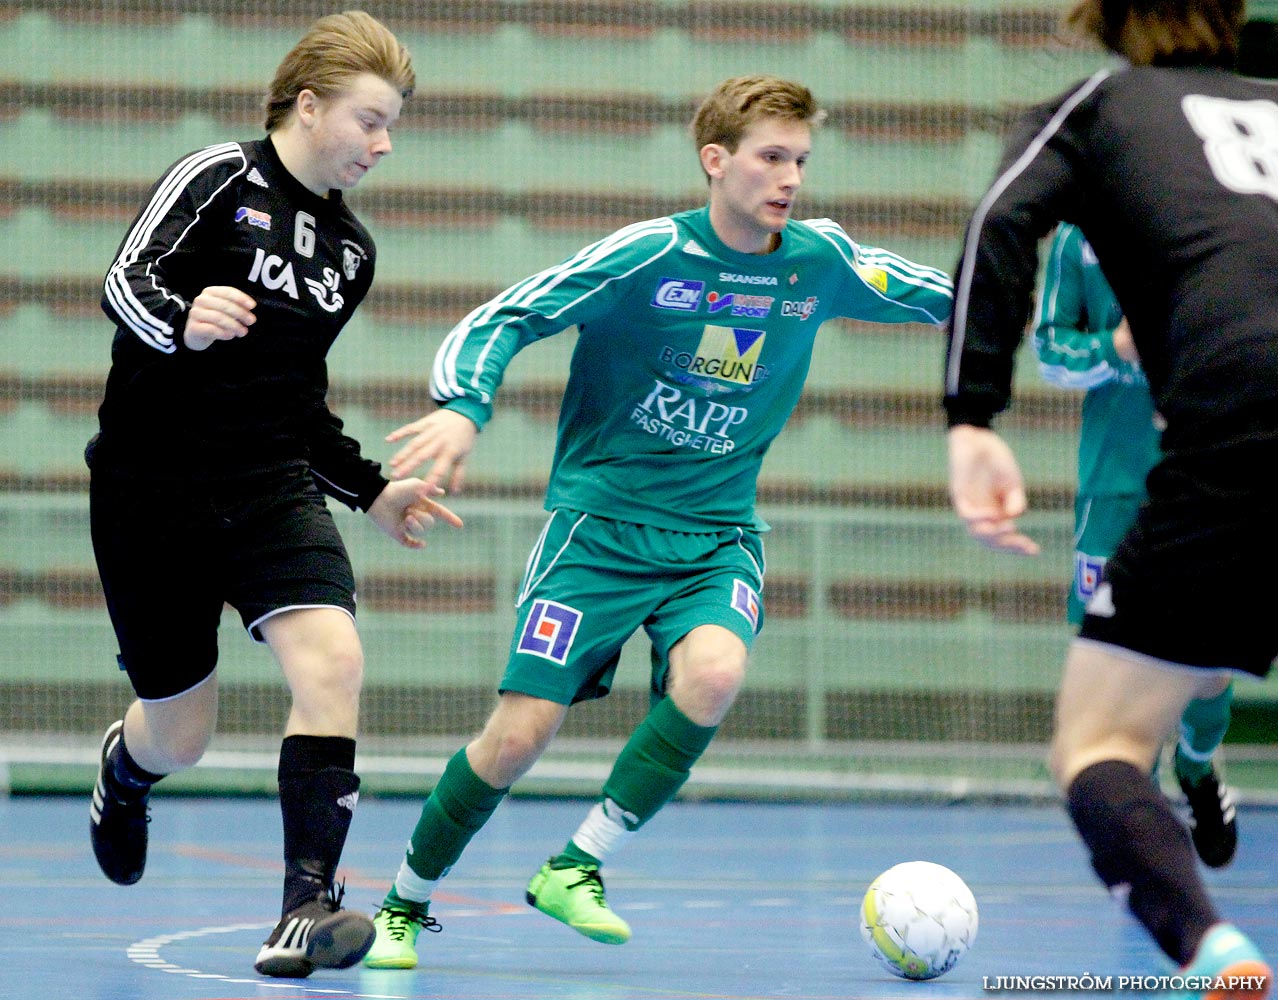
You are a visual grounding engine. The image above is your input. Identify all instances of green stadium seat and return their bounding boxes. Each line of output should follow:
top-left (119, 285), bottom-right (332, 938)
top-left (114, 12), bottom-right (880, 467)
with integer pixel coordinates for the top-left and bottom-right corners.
top-left (0, 402), bottom-right (94, 475)
top-left (2, 7), bottom-right (1102, 106)
top-left (0, 307), bottom-right (110, 376)
top-left (5, 2), bottom-right (1189, 756)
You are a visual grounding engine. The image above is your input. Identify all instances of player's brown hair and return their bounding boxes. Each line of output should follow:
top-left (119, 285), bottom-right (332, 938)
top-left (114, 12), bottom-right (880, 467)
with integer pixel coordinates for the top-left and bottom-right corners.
top-left (264, 10), bottom-right (415, 132)
top-left (691, 75), bottom-right (825, 179)
top-left (1065, 0), bottom-right (1244, 66)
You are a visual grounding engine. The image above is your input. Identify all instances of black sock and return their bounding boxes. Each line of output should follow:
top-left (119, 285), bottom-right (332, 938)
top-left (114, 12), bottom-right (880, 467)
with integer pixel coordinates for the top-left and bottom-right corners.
top-left (1066, 760), bottom-right (1220, 964)
top-left (109, 732), bottom-right (164, 801)
top-left (277, 735), bottom-right (359, 915)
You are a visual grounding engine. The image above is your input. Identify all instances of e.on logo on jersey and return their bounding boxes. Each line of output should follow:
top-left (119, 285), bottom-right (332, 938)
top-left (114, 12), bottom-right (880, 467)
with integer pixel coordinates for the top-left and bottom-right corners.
top-left (651, 277), bottom-right (705, 311)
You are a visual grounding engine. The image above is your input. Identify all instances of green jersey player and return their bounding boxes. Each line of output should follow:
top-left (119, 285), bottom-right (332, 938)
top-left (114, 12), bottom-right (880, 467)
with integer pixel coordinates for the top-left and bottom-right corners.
top-left (1034, 223), bottom-right (1236, 868)
top-left (364, 75), bottom-right (953, 968)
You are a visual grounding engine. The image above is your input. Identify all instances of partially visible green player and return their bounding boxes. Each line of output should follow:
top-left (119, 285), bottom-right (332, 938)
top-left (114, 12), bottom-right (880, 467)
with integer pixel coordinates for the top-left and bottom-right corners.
top-left (363, 74), bottom-right (954, 968)
top-left (1034, 222), bottom-right (1237, 868)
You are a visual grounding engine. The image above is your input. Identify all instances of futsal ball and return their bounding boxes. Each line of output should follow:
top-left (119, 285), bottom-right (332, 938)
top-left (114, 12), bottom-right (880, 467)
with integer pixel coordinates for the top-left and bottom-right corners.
top-left (860, 861), bottom-right (979, 981)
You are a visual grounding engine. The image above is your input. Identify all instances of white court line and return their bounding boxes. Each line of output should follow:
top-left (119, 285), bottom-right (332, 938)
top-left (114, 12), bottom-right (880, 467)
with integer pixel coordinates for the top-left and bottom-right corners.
top-left (126, 922), bottom-right (409, 998)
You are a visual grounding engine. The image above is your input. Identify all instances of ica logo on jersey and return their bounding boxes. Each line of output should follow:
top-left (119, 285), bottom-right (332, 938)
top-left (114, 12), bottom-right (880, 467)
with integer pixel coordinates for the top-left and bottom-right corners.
top-left (248, 248), bottom-right (299, 300)
top-left (248, 251), bottom-right (345, 311)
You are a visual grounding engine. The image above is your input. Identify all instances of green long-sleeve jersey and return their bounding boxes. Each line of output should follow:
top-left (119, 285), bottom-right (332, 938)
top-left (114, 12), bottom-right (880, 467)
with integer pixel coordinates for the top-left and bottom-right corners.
top-left (432, 205), bottom-right (953, 530)
top-left (1032, 223), bottom-right (1161, 498)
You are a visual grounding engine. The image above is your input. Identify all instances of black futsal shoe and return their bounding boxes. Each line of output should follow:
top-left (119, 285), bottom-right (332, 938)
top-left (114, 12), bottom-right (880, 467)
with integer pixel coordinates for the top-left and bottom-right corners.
top-left (1180, 765), bottom-right (1238, 869)
top-left (89, 720), bottom-right (150, 886)
top-left (254, 883), bottom-right (376, 978)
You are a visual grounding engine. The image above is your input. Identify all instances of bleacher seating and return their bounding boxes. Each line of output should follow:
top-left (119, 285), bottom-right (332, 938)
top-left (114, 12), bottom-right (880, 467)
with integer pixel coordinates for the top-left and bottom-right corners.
top-left (1, 1), bottom-right (1124, 742)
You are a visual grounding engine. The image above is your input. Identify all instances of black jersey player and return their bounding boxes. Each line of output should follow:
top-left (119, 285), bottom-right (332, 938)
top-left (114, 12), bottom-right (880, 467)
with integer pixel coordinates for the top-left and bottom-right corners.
top-left (945, 1), bottom-right (1275, 995)
top-left (86, 11), bottom-right (459, 979)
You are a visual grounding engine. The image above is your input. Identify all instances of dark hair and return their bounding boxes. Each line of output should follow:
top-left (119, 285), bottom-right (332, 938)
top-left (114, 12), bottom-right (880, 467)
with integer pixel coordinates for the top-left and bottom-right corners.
top-left (1065, 0), bottom-right (1244, 65)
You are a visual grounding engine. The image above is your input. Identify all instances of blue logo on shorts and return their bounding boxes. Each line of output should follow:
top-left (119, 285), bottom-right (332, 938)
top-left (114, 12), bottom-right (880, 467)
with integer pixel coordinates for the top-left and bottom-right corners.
top-left (517, 599), bottom-right (582, 664)
top-left (731, 579), bottom-right (760, 633)
top-left (1074, 553), bottom-right (1106, 601)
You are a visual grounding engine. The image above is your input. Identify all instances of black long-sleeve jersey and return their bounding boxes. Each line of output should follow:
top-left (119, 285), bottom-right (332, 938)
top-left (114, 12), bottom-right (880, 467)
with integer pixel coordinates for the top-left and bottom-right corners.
top-left (945, 64), bottom-right (1278, 453)
top-left (96, 136), bottom-right (388, 510)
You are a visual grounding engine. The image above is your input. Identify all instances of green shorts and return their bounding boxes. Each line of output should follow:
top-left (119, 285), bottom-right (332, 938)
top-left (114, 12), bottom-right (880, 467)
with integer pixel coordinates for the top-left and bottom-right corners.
top-left (500, 508), bottom-right (767, 705)
top-left (1070, 493), bottom-right (1143, 625)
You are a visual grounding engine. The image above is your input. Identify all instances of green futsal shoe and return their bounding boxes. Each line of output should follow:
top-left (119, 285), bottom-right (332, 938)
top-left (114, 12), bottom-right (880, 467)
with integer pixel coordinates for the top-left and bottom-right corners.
top-left (362, 903), bottom-right (441, 969)
top-left (525, 860), bottom-right (632, 944)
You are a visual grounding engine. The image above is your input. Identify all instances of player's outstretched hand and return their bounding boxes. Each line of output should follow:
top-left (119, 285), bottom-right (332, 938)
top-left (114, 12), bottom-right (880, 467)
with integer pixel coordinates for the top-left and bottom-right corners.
top-left (368, 479), bottom-right (464, 549)
top-left (947, 424), bottom-right (1039, 555)
top-left (1112, 318), bottom-right (1140, 365)
top-left (184, 286), bottom-right (257, 351)
top-left (385, 408), bottom-right (478, 493)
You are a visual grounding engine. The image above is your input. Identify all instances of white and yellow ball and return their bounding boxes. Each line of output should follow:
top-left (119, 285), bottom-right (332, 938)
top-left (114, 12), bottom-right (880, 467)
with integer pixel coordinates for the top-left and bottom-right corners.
top-left (860, 861), bottom-right (979, 980)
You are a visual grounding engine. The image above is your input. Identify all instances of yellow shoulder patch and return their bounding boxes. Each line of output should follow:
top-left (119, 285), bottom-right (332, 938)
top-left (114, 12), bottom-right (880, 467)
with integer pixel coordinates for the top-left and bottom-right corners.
top-left (856, 264), bottom-right (889, 293)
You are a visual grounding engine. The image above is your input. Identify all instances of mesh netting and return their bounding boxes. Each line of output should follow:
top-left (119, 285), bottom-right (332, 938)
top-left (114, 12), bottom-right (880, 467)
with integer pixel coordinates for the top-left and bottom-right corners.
top-left (6, 1), bottom-right (1264, 796)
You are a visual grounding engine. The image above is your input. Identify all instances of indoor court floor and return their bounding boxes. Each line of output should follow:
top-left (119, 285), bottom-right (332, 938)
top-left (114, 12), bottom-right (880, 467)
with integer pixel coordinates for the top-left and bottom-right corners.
top-left (3, 794), bottom-right (1275, 1000)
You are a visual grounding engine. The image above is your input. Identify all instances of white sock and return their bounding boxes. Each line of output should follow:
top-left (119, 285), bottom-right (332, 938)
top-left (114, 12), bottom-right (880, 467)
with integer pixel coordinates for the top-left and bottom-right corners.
top-left (571, 799), bottom-right (637, 863)
top-left (394, 859), bottom-right (439, 904)
top-left (1176, 732), bottom-right (1216, 765)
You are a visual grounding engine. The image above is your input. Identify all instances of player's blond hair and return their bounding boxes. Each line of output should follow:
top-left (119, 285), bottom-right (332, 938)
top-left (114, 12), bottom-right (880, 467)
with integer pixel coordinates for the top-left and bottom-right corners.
top-left (690, 75), bottom-right (825, 180)
top-left (1065, 0), bottom-right (1244, 66)
top-left (264, 10), bottom-right (415, 132)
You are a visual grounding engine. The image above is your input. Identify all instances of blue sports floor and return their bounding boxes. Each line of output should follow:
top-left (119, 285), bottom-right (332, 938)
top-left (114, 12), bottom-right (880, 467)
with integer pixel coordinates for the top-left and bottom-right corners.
top-left (3, 795), bottom-right (1275, 1000)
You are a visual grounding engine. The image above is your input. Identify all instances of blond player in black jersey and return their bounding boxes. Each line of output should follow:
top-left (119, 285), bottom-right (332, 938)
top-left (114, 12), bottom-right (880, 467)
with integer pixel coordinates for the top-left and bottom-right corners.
top-left (86, 11), bottom-right (459, 979)
top-left (945, 2), bottom-right (1275, 996)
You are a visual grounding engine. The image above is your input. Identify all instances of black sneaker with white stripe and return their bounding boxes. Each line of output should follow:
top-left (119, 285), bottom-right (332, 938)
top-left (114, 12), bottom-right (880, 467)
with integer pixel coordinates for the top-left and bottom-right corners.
top-left (89, 720), bottom-right (150, 886)
top-left (1179, 764), bottom-right (1238, 869)
top-left (254, 882), bottom-right (376, 978)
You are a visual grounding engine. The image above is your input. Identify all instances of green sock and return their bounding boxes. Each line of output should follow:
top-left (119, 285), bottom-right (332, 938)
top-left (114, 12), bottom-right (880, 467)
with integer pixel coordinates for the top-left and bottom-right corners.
top-left (1174, 684), bottom-right (1234, 785)
top-left (555, 840), bottom-right (601, 868)
top-left (384, 884), bottom-right (430, 916)
top-left (391, 748), bottom-right (507, 895)
top-left (553, 697), bottom-right (716, 865)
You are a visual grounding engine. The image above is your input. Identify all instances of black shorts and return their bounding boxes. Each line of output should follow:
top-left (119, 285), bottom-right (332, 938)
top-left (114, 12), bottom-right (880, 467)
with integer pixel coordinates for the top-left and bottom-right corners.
top-left (89, 462), bottom-right (357, 700)
top-left (1078, 431), bottom-right (1278, 677)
